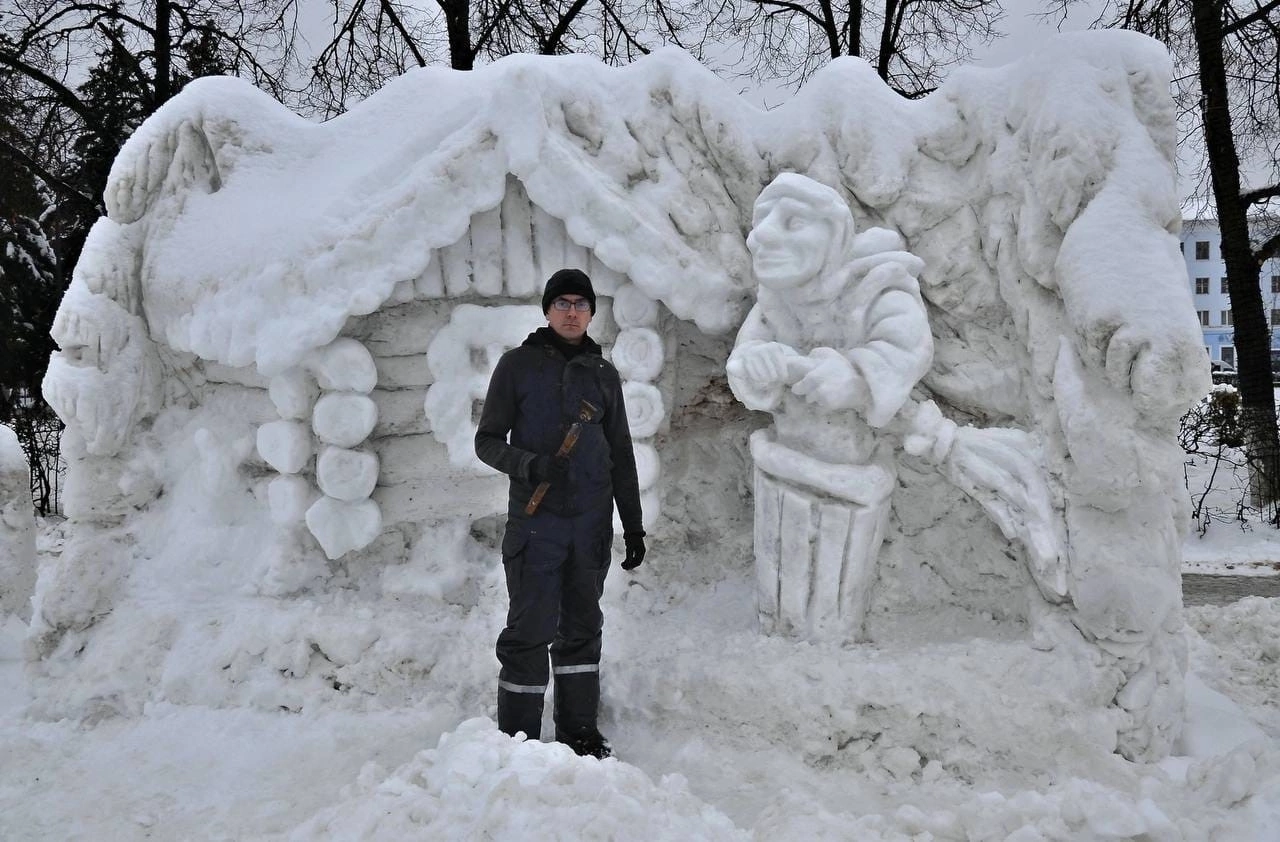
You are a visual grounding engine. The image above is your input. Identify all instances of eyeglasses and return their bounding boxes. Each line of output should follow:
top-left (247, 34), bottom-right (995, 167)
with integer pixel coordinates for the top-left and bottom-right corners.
top-left (552, 298), bottom-right (592, 312)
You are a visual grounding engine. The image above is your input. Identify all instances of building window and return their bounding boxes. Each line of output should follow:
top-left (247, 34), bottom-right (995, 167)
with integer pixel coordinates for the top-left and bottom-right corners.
top-left (1199, 310), bottom-right (1210, 326)
top-left (1195, 277), bottom-right (1209, 294)
top-left (1195, 241), bottom-right (1210, 260)
top-left (1222, 346), bottom-right (1235, 367)
top-left (1272, 309), bottom-right (1280, 327)
top-left (1221, 310), bottom-right (1232, 326)
top-left (1273, 275), bottom-right (1280, 294)
top-left (1221, 278), bottom-right (1230, 294)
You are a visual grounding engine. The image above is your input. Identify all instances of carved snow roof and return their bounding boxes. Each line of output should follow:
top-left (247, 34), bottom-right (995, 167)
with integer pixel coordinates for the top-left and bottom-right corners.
top-left (104, 49), bottom-right (764, 375)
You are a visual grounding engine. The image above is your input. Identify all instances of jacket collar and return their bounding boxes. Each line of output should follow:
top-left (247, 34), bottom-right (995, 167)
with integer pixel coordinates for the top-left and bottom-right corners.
top-left (524, 326), bottom-right (603, 358)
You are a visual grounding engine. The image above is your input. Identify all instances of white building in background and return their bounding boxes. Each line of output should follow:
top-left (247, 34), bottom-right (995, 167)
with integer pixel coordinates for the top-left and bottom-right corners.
top-left (1183, 218), bottom-right (1280, 367)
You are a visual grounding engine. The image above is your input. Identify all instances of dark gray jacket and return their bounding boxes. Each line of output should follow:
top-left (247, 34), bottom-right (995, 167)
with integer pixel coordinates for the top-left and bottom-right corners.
top-left (474, 328), bottom-right (644, 534)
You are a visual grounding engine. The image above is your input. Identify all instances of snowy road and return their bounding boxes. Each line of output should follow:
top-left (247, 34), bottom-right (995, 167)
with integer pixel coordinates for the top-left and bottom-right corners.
top-left (1184, 573), bottom-right (1280, 605)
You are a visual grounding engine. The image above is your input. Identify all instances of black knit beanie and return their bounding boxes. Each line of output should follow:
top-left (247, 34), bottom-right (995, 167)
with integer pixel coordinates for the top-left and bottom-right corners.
top-left (541, 268), bottom-right (596, 315)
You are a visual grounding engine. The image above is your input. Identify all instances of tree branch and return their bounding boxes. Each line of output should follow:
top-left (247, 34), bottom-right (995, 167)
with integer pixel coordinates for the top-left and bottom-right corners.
top-left (374, 0), bottom-right (425, 66)
top-left (1243, 183), bottom-right (1280, 205)
top-left (750, 0), bottom-right (830, 31)
top-left (1223, 0), bottom-right (1280, 35)
top-left (0, 49), bottom-right (112, 141)
top-left (0, 134), bottom-right (100, 211)
top-left (540, 0), bottom-right (590, 54)
top-left (472, 0), bottom-right (518, 54)
top-left (93, 21), bottom-right (157, 103)
top-left (1259, 231), bottom-right (1280, 264)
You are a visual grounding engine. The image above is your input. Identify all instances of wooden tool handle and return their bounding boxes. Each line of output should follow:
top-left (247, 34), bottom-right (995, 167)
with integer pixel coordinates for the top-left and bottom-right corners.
top-left (524, 423), bottom-right (584, 515)
top-left (524, 482), bottom-right (551, 515)
top-left (555, 424), bottom-right (582, 456)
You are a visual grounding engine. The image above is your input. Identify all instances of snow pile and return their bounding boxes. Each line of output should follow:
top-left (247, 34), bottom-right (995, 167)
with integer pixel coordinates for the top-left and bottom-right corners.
top-left (0, 426), bottom-right (35, 622)
top-left (4, 519), bottom-right (1280, 838)
top-left (273, 717), bottom-right (742, 841)
top-left (1186, 598), bottom-right (1280, 736)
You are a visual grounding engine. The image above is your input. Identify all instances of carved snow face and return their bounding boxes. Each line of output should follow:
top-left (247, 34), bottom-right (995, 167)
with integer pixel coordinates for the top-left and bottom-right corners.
top-left (42, 279), bottom-right (160, 457)
top-left (747, 196), bottom-right (839, 291)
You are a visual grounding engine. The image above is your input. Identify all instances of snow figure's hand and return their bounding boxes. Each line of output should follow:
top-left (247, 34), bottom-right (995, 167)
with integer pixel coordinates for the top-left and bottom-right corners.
top-left (790, 348), bottom-right (865, 410)
top-left (731, 341), bottom-right (801, 388)
top-left (1102, 323), bottom-right (1204, 419)
top-left (902, 399), bottom-right (957, 463)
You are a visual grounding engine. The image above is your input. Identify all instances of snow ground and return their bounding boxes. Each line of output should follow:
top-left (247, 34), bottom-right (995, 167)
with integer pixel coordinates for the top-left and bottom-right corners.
top-left (2, 519), bottom-right (1279, 841)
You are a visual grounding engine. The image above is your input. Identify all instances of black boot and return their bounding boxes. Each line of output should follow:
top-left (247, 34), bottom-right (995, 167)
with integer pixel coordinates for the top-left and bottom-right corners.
top-left (497, 684), bottom-right (544, 740)
top-left (560, 729), bottom-right (612, 759)
top-left (553, 668), bottom-right (610, 757)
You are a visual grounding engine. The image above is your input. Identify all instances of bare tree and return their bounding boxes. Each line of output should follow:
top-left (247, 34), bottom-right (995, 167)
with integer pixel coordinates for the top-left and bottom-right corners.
top-left (688, 0), bottom-right (1006, 96)
top-left (301, 0), bottom-right (695, 117)
top-left (0, 0), bottom-right (304, 211)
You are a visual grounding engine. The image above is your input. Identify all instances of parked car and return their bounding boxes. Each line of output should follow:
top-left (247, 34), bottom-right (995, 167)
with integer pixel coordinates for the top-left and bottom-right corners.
top-left (1211, 359), bottom-right (1239, 386)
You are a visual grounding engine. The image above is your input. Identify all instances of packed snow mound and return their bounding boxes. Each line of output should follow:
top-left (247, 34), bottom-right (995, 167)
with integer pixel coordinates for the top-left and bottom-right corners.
top-left (273, 717), bottom-right (744, 841)
top-left (1186, 598), bottom-right (1280, 736)
top-left (0, 426), bottom-right (36, 622)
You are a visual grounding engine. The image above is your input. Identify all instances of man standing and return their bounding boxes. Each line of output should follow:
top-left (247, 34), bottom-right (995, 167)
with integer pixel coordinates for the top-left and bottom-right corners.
top-left (475, 268), bottom-right (646, 759)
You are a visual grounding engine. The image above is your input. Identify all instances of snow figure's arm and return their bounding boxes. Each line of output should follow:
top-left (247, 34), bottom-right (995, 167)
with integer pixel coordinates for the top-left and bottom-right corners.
top-left (901, 400), bottom-right (1067, 599)
top-left (473, 354), bottom-right (536, 480)
top-left (726, 304), bottom-right (798, 412)
top-left (792, 262), bottom-right (932, 425)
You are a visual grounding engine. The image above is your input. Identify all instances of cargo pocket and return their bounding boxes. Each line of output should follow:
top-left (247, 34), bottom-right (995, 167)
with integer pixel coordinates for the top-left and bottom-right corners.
top-left (501, 522), bottom-right (530, 596)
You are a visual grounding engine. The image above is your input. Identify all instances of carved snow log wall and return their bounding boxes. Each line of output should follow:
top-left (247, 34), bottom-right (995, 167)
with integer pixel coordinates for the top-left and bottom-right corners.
top-left (242, 175), bottom-right (669, 560)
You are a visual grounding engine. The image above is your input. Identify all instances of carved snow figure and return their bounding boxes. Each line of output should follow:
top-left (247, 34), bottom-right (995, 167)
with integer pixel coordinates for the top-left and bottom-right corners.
top-left (727, 174), bottom-right (933, 642)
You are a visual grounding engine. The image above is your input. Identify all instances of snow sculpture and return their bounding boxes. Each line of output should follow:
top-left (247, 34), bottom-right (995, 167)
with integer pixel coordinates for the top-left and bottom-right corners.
top-left (256, 420), bottom-right (311, 474)
top-left (312, 394), bottom-right (378, 448)
top-left (303, 340), bottom-right (381, 558)
top-left (610, 284), bottom-right (665, 527)
top-left (42, 221), bottom-right (162, 464)
top-left (0, 426), bottom-right (36, 621)
top-left (727, 174), bottom-right (934, 641)
top-left (32, 36), bottom-right (1203, 763)
top-left (305, 497), bottom-right (382, 559)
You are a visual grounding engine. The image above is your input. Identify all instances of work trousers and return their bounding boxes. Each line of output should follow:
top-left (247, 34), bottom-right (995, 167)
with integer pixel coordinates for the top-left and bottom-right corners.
top-left (496, 503), bottom-right (613, 741)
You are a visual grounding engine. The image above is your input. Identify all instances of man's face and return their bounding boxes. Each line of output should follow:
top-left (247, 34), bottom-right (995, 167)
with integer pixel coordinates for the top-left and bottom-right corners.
top-left (547, 295), bottom-right (592, 343)
top-left (747, 196), bottom-right (834, 290)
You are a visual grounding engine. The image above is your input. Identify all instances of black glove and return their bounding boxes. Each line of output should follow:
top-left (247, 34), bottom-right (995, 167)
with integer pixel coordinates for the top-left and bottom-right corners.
top-left (530, 454), bottom-right (569, 486)
top-left (622, 532), bottom-right (646, 570)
